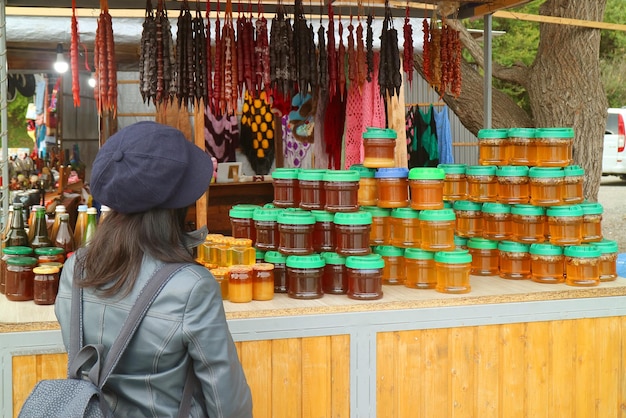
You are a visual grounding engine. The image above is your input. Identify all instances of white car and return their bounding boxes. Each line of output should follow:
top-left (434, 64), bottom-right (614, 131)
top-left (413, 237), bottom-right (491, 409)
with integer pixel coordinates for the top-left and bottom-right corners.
top-left (602, 107), bottom-right (626, 179)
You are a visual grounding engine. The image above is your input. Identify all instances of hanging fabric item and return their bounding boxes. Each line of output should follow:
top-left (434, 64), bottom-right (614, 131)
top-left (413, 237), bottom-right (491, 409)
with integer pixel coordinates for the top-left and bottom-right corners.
top-left (204, 108), bottom-right (239, 163)
top-left (288, 93), bottom-right (315, 144)
top-left (408, 104), bottom-right (439, 168)
top-left (313, 88), bottom-right (330, 169)
top-left (282, 115), bottom-right (313, 169)
top-left (434, 105), bottom-right (454, 164)
top-left (384, 62), bottom-right (409, 168)
top-left (239, 91), bottom-right (275, 174)
top-left (324, 93), bottom-right (347, 170)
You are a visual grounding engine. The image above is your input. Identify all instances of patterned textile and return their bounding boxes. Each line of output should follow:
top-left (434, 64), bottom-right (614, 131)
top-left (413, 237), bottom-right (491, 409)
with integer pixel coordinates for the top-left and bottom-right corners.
top-left (204, 109), bottom-right (239, 163)
top-left (239, 91), bottom-right (276, 174)
top-left (282, 115), bottom-right (313, 169)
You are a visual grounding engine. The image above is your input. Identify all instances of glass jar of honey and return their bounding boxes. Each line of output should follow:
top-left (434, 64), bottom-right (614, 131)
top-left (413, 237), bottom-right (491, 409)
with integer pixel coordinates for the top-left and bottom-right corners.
top-left (435, 250), bottom-right (472, 294)
top-left (529, 243), bottom-right (564, 284)
top-left (389, 207), bottom-right (421, 248)
top-left (272, 168), bottom-right (300, 208)
top-left (323, 170), bottom-right (360, 212)
top-left (277, 210), bottom-right (316, 255)
top-left (33, 265), bottom-right (60, 305)
top-left (252, 263), bottom-right (275, 301)
top-left (265, 251), bottom-right (288, 293)
top-left (228, 265), bottom-right (254, 303)
top-left (562, 165), bottom-right (585, 204)
top-left (419, 209), bottom-right (456, 251)
top-left (547, 205), bottom-right (583, 246)
top-left (452, 200), bottom-right (483, 238)
top-left (408, 167), bottom-right (445, 210)
top-left (593, 239), bottom-right (618, 282)
top-left (496, 166), bottom-right (529, 204)
top-left (507, 128), bottom-right (537, 166)
top-left (350, 164), bottom-right (378, 206)
top-left (438, 164), bottom-right (467, 201)
top-left (455, 235), bottom-right (468, 250)
top-left (5, 256), bottom-right (38, 301)
top-left (375, 168), bottom-right (410, 208)
top-left (311, 210), bottom-right (336, 253)
top-left (286, 254), bottom-right (325, 299)
top-left (467, 237), bottom-right (499, 276)
top-left (510, 204), bottom-right (545, 243)
top-left (334, 211), bottom-right (372, 256)
top-left (528, 167), bottom-right (565, 206)
top-left (374, 245), bottom-right (405, 285)
top-left (256, 248), bottom-right (266, 263)
top-left (321, 252), bottom-right (348, 294)
top-left (1, 246), bottom-right (33, 294)
top-left (229, 238), bottom-right (256, 266)
top-left (534, 127), bottom-right (574, 167)
top-left (361, 206), bottom-right (391, 246)
top-left (298, 169), bottom-right (327, 211)
top-left (404, 248), bottom-right (436, 289)
top-left (210, 267), bottom-right (230, 300)
top-left (580, 202), bottom-right (603, 243)
top-left (478, 128), bottom-right (509, 166)
top-left (481, 202), bottom-right (512, 241)
top-left (34, 246), bottom-right (65, 265)
top-left (253, 207), bottom-right (282, 252)
top-left (498, 241), bottom-right (531, 280)
top-left (362, 127), bottom-right (397, 168)
top-left (466, 165), bottom-right (497, 203)
top-left (229, 204), bottom-right (260, 243)
top-left (346, 254), bottom-right (384, 300)
top-left (564, 245), bottom-right (601, 287)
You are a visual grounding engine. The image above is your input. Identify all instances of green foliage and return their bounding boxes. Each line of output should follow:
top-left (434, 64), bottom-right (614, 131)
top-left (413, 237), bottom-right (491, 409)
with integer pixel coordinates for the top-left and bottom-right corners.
top-left (6, 92), bottom-right (35, 151)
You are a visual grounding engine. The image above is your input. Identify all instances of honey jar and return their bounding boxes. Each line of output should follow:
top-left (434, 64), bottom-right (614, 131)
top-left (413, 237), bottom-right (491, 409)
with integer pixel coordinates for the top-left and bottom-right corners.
top-left (528, 167), bottom-right (564, 206)
top-left (374, 245), bottom-right (406, 285)
top-left (434, 250), bottom-right (472, 294)
top-left (323, 170), bottom-right (360, 212)
top-left (580, 202), bottom-right (603, 243)
top-left (496, 166), bottom-right (529, 204)
top-left (350, 164), bottom-right (378, 206)
top-left (210, 267), bottom-right (230, 300)
top-left (546, 205), bottom-right (583, 246)
top-left (229, 204), bottom-right (261, 243)
top-left (562, 165), bottom-right (585, 204)
top-left (404, 248), bottom-right (436, 289)
top-left (277, 210), bottom-right (316, 255)
top-left (1, 246), bottom-right (33, 294)
top-left (467, 237), bottom-right (499, 276)
top-left (498, 241), bottom-right (531, 280)
top-left (593, 239), bottom-right (618, 282)
top-left (375, 168), bottom-right (410, 208)
top-left (452, 200), bottom-right (483, 238)
top-left (346, 254), bottom-right (384, 300)
top-left (321, 252), bottom-right (348, 294)
top-left (438, 163), bottom-right (467, 201)
top-left (298, 169), bottom-right (327, 211)
top-left (477, 128), bottom-right (509, 166)
top-left (408, 167), bottom-right (446, 210)
top-left (510, 204), bottom-right (545, 243)
top-left (334, 211), bottom-right (372, 256)
top-left (419, 209), bottom-right (456, 251)
top-left (265, 251), bottom-right (288, 293)
top-left (389, 207), bottom-right (421, 248)
top-left (507, 128), bottom-right (537, 166)
top-left (564, 245), bottom-right (601, 287)
top-left (362, 127), bottom-right (397, 168)
top-left (534, 127), bottom-right (574, 167)
top-left (229, 238), bottom-right (256, 266)
top-left (272, 168), bottom-right (301, 208)
top-left (311, 210), bottom-right (336, 253)
top-left (252, 263), bottom-right (275, 301)
top-left (529, 243), bottom-right (564, 284)
top-left (5, 256), bottom-right (38, 301)
top-left (454, 235), bottom-right (468, 250)
top-left (481, 202), bottom-right (513, 241)
top-left (228, 265), bottom-right (253, 303)
top-left (286, 254), bottom-right (325, 299)
top-left (34, 246), bottom-right (65, 265)
top-left (361, 206), bottom-right (391, 246)
top-left (33, 265), bottom-right (60, 305)
top-left (253, 207), bottom-right (282, 252)
top-left (466, 165), bottom-right (498, 203)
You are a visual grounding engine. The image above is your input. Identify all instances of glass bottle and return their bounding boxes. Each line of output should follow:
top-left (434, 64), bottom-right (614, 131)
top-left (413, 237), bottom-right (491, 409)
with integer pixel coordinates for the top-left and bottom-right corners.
top-left (49, 204), bottom-right (66, 243)
top-left (54, 213), bottom-right (76, 256)
top-left (83, 207), bottom-right (98, 246)
top-left (99, 205), bottom-right (112, 224)
top-left (73, 204), bottom-right (89, 248)
top-left (30, 206), bottom-right (52, 250)
top-left (5, 203), bottom-right (29, 247)
top-left (27, 205), bottom-right (44, 243)
top-left (1, 205), bottom-right (14, 249)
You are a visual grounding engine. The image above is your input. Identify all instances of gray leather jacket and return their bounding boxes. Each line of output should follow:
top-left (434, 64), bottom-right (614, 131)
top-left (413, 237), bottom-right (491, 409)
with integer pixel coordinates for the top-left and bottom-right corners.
top-left (55, 254), bottom-right (253, 417)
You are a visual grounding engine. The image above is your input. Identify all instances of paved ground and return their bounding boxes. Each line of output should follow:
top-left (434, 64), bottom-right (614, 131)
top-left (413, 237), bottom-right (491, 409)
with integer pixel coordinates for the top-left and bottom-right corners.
top-left (598, 176), bottom-right (626, 252)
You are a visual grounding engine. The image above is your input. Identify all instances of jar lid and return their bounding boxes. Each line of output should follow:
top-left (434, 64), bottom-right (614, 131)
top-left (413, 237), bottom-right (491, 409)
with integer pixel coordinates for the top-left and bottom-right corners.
top-left (286, 254), bottom-right (326, 268)
top-left (375, 167), bottom-right (409, 179)
top-left (391, 207), bottom-right (420, 219)
top-left (264, 250), bottom-right (287, 263)
top-left (277, 211), bottom-right (316, 225)
top-left (255, 247), bottom-right (266, 256)
top-left (434, 250), bottom-right (472, 264)
top-left (563, 165), bottom-right (585, 176)
top-left (535, 127), bottom-right (575, 138)
top-left (454, 235), bottom-right (468, 247)
top-left (321, 252), bottom-right (347, 265)
top-left (205, 233), bottom-right (225, 243)
top-left (349, 164), bottom-right (376, 178)
top-left (564, 245), bottom-right (601, 258)
top-left (345, 254), bottom-right (385, 269)
top-left (592, 239), bottom-right (619, 254)
top-left (546, 204), bottom-right (584, 217)
top-left (323, 169), bottom-right (360, 182)
top-left (310, 210), bottom-right (335, 222)
top-left (467, 237), bottom-right (499, 250)
top-left (34, 247), bottom-right (65, 256)
top-left (444, 201), bottom-right (453, 209)
top-left (271, 168), bottom-right (300, 179)
top-left (404, 248), bottom-right (434, 260)
top-left (360, 206), bottom-right (391, 217)
top-left (507, 127), bottom-right (536, 138)
top-left (374, 245), bottom-right (405, 257)
top-left (497, 241), bottom-right (530, 253)
top-left (253, 262), bottom-right (274, 271)
top-left (477, 128), bottom-right (509, 139)
top-left (333, 211), bottom-right (373, 225)
top-left (580, 202), bottom-right (603, 215)
top-left (210, 267), bottom-right (230, 277)
top-left (481, 202), bottom-right (511, 214)
top-left (529, 243), bottom-right (563, 256)
top-left (528, 167), bottom-right (565, 178)
top-left (496, 166), bottom-right (529, 177)
top-left (229, 204), bottom-right (261, 219)
top-left (263, 203), bottom-right (276, 208)
top-left (232, 238), bottom-right (253, 247)
top-left (229, 264), bottom-right (254, 273)
top-left (452, 200), bottom-right (483, 211)
top-left (408, 167), bottom-right (446, 180)
top-left (252, 207), bottom-right (282, 222)
top-left (3, 246), bottom-right (34, 256)
top-left (297, 169), bottom-right (327, 181)
top-left (510, 204), bottom-right (545, 216)
top-left (418, 208), bottom-right (456, 221)
top-left (40, 261), bottom-right (63, 269)
top-left (363, 127), bottom-right (397, 139)
top-left (6, 256), bottom-right (38, 266)
top-left (466, 165), bottom-right (497, 176)
top-left (437, 163), bottom-right (467, 174)
top-left (33, 265), bottom-right (60, 275)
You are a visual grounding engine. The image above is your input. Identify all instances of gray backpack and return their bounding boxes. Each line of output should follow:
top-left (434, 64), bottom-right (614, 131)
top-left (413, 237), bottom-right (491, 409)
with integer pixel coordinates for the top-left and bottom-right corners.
top-left (18, 263), bottom-right (196, 418)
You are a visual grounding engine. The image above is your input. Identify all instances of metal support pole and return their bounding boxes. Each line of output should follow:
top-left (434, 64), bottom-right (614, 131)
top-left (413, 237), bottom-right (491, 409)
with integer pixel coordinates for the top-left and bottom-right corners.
top-left (0, 0), bottom-right (9, 228)
top-left (483, 13), bottom-right (493, 129)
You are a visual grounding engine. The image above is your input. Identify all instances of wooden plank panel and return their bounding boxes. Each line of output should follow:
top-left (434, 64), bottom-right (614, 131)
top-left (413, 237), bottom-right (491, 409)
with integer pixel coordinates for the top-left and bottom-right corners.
top-left (240, 340), bottom-right (272, 418)
top-left (500, 323), bottom-right (526, 417)
top-left (12, 356), bottom-right (38, 418)
top-left (596, 317), bottom-right (620, 417)
top-left (37, 353), bottom-right (67, 380)
top-left (422, 328), bottom-right (449, 417)
top-left (525, 322), bottom-right (549, 418)
top-left (475, 325), bottom-right (499, 418)
top-left (302, 336), bottom-right (331, 418)
top-left (549, 320), bottom-right (575, 415)
top-left (574, 318), bottom-right (596, 418)
top-left (330, 335), bottom-right (350, 418)
top-left (449, 327), bottom-right (475, 417)
top-left (397, 330), bottom-right (423, 418)
top-left (272, 338), bottom-right (302, 418)
top-left (376, 332), bottom-right (398, 418)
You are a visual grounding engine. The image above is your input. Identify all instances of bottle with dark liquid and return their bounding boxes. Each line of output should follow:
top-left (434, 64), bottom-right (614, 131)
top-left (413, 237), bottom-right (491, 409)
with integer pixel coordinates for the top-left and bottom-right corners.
top-left (54, 213), bottom-right (75, 255)
top-left (5, 203), bottom-right (29, 247)
top-left (1, 205), bottom-right (14, 250)
top-left (30, 206), bottom-right (52, 250)
top-left (73, 205), bottom-right (88, 248)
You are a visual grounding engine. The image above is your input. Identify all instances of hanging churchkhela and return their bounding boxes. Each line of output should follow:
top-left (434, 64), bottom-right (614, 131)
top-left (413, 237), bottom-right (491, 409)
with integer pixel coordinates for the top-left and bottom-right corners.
top-left (337, 19), bottom-right (346, 99)
top-left (70, 0), bottom-right (81, 107)
top-left (94, 0), bottom-right (117, 116)
top-left (317, 18), bottom-right (328, 95)
top-left (326, 5), bottom-right (338, 99)
top-left (221, 0), bottom-right (238, 115)
top-left (403, 6), bottom-right (414, 86)
top-left (347, 18), bottom-right (357, 87)
top-left (356, 15), bottom-right (367, 88)
top-left (378, 0), bottom-right (402, 98)
top-left (422, 16), bottom-right (462, 97)
top-left (366, 13), bottom-right (374, 82)
top-left (192, 4), bottom-right (208, 104)
top-left (255, 11), bottom-right (271, 94)
top-left (270, 5), bottom-right (295, 97)
top-left (293, 0), bottom-right (317, 95)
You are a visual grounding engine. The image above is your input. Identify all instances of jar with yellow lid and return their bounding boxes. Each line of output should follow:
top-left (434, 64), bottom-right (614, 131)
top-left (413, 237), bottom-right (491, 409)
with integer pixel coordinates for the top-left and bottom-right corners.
top-left (529, 243), bottom-right (564, 284)
top-left (404, 248), bottom-right (436, 289)
top-left (547, 205), bottom-right (583, 246)
top-left (350, 164), bottom-right (378, 206)
top-left (481, 202), bottom-right (512, 241)
top-left (580, 202), bottom-right (603, 243)
top-left (362, 127), bottom-right (397, 168)
top-left (564, 245), bottom-right (601, 287)
top-left (466, 165), bottom-right (497, 203)
top-left (298, 169), bottom-right (327, 211)
top-left (375, 168), bottom-right (410, 208)
top-left (562, 165), bottom-right (585, 204)
top-left (510, 204), bottom-right (545, 243)
top-left (498, 241), bottom-right (531, 280)
top-left (467, 238), bottom-right (499, 276)
top-left (438, 164), bottom-right (467, 201)
top-left (229, 238), bottom-right (256, 266)
top-left (478, 128), bottom-right (509, 166)
top-left (528, 167), bottom-right (564, 206)
top-left (534, 127), bottom-right (574, 167)
top-left (419, 209), bottom-right (456, 251)
top-left (452, 200), bottom-right (483, 238)
top-left (593, 239), bottom-right (618, 282)
top-left (389, 208), bottom-right (421, 248)
top-left (507, 128), bottom-right (537, 166)
top-left (33, 265), bottom-right (60, 305)
top-left (374, 245), bottom-right (405, 285)
top-left (496, 166), bottom-right (529, 204)
top-left (435, 250), bottom-right (472, 294)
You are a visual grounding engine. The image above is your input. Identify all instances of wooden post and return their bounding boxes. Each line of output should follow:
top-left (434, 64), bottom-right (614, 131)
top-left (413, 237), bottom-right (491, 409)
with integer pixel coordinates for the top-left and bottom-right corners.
top-left (194, 99), bottom-right (208, 228)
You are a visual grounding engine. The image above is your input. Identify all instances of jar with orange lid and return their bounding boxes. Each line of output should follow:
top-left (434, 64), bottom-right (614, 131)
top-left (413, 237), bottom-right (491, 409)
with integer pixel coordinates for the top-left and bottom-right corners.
top-left (229, 238), bottom-right (256, 266)
top-left (593, 239), bottom-right (618, 282)
top-left (389, 207), bottom-right (421, 248)
top-left (510, 204), bottom-right (545, 243)
top-left (286, 254), bottom-right (325, 299)
top-left (408, 167), bottom-right (445, 210)
top-left (321, 252), bottom-right (348, 294)
top-left (452, 200), bottom-right (483, 238)
top-left (362, 127), bottom-right (397, 168)
top-left (564, 245), bottom-right (601, 287)
top-left (310, 210), bottom-right (336, 253)
top-left (323, 170), bottom-right (360, 212)
top-left (481, 202), bottom-right (513, 241)
top-left (547, 205), bottom-right (583, 246)
top-left (1, 246), bottom-right (33, 294)
top-left (298, 169), bottom-right (327, 210)
top-left (438, 164), bottom-right (467, 201)
top-left (228, 265), bottom-right (253, 303)
top-left (529, 243), bottom-right (564, 284)
top-left (272, 168), bottom-right (300, 208)
top-left (346, 254), bottom-right (384, 300)
top-left (374, 245), bottom-right (405, 285)
top-left (361, 206), bottom-right (391, 246)
top-left (350, 164), bottom-right (378, 206)
top-left (33, 265), bottom-right (60, 305)
top-left (467, 237), bottom-right (499, 276)
top-left (507, 128), bottom-right (537, 166)
top-left (252, 263), bottom-right (275, 301)
top-left (562, 165), bottom-right (585, 204)
top-left (334, 211), bottom-right (372, 256)
top-left (404, 248), bottom-right (436, 289)
top-left (478, 128), bottom-right (509, 166)
top-left (498, 241), bottom-right (531, 280)
top-left (375, 168), bottom-right (410, 208)
top-left (277, 210), bottom-right (316, 255)
top-left (435, 250), bottom-right (472, 294)
top-left (265, 251), bottom-right (288, 293)
top-left (496, 166), bottom-right (529, 204)
top-left (528, 167), bottom-right (564, 206)
top-left (534, 127), bottom-right (574, 167)
top-left (229, 204), bottom-right (260, 243)
top-left (253, 207), bottom-right (282, 251)
top-left (466, 165), bottom-right (497, 203)
top-left (419, 209), bottom-right (456, 251)
top-left (580, 202), bottom-right (603, 243)
top-left (210, 267), bottom-right (230, 300)
top-left (5, 256), bottom-right (38, 301)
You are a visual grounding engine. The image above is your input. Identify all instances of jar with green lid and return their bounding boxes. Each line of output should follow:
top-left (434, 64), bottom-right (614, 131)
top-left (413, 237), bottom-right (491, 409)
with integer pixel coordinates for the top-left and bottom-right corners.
top-left (419, 209), bottom-right (456, 251)
top-left (286, 254), bottom-right (325, 299)
top-left (511, 204), bottom-right (545, 243)
top-left (33, 246), bottom-right (65, 265)
top-left (255, 249), bottom-right (266, 264)
top-left (564, 245), bottom-right (601, 287)
top-left (374, 245), bottom-right (405, 285)
top-left (230, 204), bottom-right (261, 243)
top-left (310, 210), bottom-right (336, 253)
top-left (452, 200), bottom-right (483, 238)
top-left (408, 167), bottom-right (445, 210)
top-left (33, 265), bottom-right (60, 305)
top-left (298, 169), bottom-right (327, 211)
top-left (272, 168), bottom-right (300, 208)
top-left (528, 167), bottom-right (565, 206)
top-left (253, 207), bottom-right (282, 251)
top-left (1, 246), bottom-right (33, 295)
top-left (466, 165), bottom-right (498, 203)
top-left (265, 251), bottom-right (288, 293)
top-left (375, 168), bottom-right (410, 208)
top-left (435, 250), bottom-right (472, 294)
top-left (534, 127), bottom-right (574, 167)
top-left (593, 239), bottom-right (618, 282)
top-left (346, 254), bottom-right (384, 300)
top-left (454, 235), bottom-right (468, 250)
top-left (321, 252), bottom-right (347, 294)
top-left (361, 206), bottom-right (391, 246)
top-left (404, 248), bottom-right (436, 289)
top-left (481, 202), bottom-right (512, 241)
top-left (498, 241), bottom-right (531, 280)
top-left (546, 205), bottom-right (583, 246)
top-left (5, 256), bottom-right (38, 301)
top-left (496, 166), bottom-right (529, 204)
top-left (467, 238), bottom-right (499, 276)
top-left (277, 210), bottom-right (316, 255)
top-left (507, 128), bottom-right (537, 166)
top-left (350, 164), bottom-right (378, 206)
top-left (334, 211), bottom-right (372, 256)
top-left (529, 243), bottom-right (564, 284)
top-left (478, 128), bottom-right (509, 166)
top-left (438, 164), bottom-right (467, 201)
top-left (580, 202), bottom-right (603, 243)
top-left (562, 165), bottom-right (585, 204)
top-left (389, 207), bottom-right (421, 248)
top-left (362, 127), bottom-right (397, 168)
top-left (323, 170), bottom-right (360, 212)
